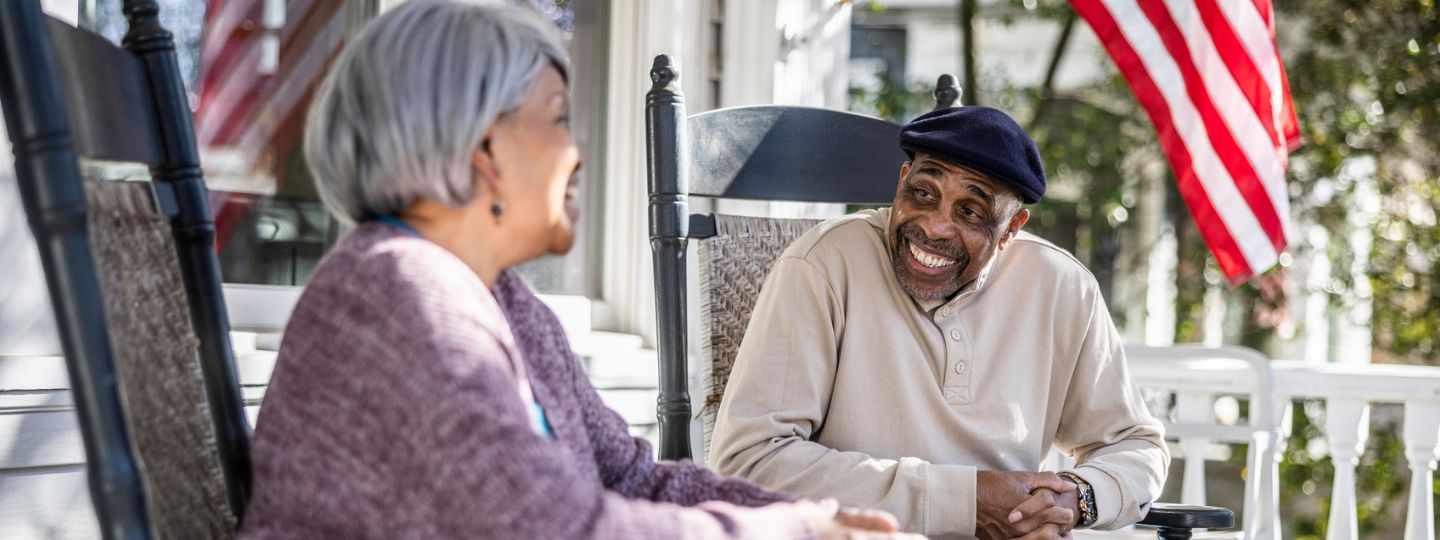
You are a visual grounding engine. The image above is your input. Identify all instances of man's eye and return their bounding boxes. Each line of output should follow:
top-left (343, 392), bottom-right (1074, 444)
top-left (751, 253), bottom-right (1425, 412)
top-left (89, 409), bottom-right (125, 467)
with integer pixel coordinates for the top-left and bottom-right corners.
top-left (916, 188), bottom-right (932, 199)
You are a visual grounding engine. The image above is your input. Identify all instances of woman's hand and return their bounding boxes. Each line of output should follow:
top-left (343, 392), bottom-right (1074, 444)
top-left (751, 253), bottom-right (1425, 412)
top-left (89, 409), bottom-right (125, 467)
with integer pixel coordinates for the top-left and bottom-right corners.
top-left (797, 499), bottom-right (927, 539)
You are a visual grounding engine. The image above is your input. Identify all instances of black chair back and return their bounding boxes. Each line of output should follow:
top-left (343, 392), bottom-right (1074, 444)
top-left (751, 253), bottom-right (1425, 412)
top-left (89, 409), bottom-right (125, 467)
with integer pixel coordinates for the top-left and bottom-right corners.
top-left (644, 54), bottom-right (957, 461)
top-left (0, 1), bottom-right (251, 537)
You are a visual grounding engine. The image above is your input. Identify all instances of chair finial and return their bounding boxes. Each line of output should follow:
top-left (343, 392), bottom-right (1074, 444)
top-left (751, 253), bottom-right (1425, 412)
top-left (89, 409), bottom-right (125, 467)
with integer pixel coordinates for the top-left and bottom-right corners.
top-left (650, 55), bottom-right (679, 92)
top-left (934, 74), bottom-right (961, 109)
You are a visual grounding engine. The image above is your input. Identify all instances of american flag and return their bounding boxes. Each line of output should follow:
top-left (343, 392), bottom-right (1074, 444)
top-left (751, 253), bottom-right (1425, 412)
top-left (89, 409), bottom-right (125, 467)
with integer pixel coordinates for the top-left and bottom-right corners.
top-left (1070, 0), bottom-right (1302, 285)
top-left (195, 0), bottom-right (352, 251)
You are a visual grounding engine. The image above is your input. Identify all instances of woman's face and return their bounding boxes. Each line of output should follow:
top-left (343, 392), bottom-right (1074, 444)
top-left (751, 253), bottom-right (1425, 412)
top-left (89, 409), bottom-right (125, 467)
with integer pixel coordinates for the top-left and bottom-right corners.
top-left (484, 64), bottom-right (581, 258)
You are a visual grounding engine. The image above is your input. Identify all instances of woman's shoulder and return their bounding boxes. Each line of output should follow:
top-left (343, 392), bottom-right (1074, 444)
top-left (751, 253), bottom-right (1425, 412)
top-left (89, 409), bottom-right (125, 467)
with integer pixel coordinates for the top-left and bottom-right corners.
top-left (312, 223), bottom-right (474, 290)
top-left (288, 223), bottom-right (515, 354)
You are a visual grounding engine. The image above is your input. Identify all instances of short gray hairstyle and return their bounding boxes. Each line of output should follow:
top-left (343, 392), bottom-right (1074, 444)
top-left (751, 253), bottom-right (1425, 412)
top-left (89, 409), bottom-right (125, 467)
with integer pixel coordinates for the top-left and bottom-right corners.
top-left (304, 0), bottom-right (569, 225)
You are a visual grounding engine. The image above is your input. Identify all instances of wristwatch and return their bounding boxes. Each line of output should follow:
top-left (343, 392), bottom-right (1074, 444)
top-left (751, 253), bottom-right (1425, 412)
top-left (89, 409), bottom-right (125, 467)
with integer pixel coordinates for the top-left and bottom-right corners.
top-left (1058, 471), bottom-right (1098, 527)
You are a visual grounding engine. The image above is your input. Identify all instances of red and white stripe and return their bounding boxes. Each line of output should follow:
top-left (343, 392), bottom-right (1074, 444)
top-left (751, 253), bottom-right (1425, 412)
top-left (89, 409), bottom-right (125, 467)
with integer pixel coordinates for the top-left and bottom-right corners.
top-left (196, 0), bottom-right (349, 251)
top-left (1071, 0), bottom-right (1301, 285)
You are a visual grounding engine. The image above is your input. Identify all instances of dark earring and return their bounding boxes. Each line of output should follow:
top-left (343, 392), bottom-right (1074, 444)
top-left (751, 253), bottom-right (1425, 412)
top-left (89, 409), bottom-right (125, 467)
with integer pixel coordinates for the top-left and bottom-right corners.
top-left (490, 199), bottom-right (505, 222)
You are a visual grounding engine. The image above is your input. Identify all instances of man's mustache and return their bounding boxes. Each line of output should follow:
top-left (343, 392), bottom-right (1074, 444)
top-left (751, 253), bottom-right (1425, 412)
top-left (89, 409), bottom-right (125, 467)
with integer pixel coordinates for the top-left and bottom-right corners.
top-left (898, 223), bottom-right (966, 262)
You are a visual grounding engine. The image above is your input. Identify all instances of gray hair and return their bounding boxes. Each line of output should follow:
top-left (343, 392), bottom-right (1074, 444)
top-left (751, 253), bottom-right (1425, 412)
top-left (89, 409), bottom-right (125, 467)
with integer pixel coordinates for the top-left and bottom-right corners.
top-left (304, 0), bottom-right (569, 225)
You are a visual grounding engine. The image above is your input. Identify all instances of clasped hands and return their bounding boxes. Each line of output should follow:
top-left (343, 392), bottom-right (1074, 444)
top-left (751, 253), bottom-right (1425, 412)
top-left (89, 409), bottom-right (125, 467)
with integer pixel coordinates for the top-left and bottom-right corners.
top-left (976, 471), bottom-right (1080, 540)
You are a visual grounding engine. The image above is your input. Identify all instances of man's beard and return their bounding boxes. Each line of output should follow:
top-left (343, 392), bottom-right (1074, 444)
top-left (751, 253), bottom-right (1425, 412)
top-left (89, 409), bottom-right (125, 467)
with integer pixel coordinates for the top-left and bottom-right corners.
top-left (890, 222), bottom-right (972, 301)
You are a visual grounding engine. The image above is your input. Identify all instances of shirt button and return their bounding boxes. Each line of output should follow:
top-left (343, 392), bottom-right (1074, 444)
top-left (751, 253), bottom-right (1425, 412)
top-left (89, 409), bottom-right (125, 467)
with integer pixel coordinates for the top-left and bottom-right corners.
top-left (954, 361), bottom-right (967, 374)
top-left (949, 329), bottom-right (961, 341)
top-left (940, 307), bottom-right (953, 317)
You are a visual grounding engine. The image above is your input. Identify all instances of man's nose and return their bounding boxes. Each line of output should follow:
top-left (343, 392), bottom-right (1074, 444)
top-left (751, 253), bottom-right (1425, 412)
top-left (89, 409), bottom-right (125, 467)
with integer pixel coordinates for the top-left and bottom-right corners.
top-left (918, 213), bottom-right (959, 241)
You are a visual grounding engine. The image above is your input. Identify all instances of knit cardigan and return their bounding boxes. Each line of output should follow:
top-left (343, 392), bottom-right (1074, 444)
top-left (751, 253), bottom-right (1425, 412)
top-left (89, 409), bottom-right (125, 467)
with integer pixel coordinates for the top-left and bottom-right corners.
top-left (240, 223), bottom-right (810, 539)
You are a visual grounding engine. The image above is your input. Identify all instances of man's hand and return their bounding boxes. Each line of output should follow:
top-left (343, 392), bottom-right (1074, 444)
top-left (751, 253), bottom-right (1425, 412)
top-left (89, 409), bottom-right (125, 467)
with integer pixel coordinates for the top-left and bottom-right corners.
top-left (1010, 523), bottom-right (1072, 540)
top-left (1007, 487), bottom-right (1078, 538)
top-left (974, 471), bottom-right (1076, 540)
top-left (797, 499), bottom-right (926, 539)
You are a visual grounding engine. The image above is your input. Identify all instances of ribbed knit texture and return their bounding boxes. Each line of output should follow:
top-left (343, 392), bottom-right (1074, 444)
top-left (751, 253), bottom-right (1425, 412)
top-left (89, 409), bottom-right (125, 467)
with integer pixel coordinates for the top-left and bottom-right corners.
top-left (240, 223), bottom-right (807, 539)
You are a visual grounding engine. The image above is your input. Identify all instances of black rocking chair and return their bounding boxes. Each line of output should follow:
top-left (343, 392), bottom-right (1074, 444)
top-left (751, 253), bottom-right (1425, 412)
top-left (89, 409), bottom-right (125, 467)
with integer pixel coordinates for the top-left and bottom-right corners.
top-left (0, 1), bottom-right (251, 538)
top-left (644, 53), bottom-right (1233, 539)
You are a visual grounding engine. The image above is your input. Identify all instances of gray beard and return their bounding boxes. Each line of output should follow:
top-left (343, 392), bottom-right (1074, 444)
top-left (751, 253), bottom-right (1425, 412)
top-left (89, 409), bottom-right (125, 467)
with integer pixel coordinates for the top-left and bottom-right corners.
top-left (890, 236), bottom-right (971, 301)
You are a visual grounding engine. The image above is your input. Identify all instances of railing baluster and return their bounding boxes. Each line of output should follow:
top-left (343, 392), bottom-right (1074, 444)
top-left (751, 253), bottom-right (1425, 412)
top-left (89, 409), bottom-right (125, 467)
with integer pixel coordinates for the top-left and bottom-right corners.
top-left (1325, 398), bottom-right (1371, 540)
top-left (1177, 390), bottom-right (1215, 505)
top-left (1402, 400), bottom-right (1440, 540)
top-left (1247, 395), bottom-right (1289, 540)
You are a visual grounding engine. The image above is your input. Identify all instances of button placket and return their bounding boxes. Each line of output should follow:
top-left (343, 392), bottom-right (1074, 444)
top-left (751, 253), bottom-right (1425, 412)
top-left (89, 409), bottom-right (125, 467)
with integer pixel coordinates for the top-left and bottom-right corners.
top-left (941, 319), bottom-right (974, 406)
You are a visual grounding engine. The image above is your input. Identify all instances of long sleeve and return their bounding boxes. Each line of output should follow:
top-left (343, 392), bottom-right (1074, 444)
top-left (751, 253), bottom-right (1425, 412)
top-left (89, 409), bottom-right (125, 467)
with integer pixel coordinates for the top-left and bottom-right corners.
top-left (491, 270), bottom-right (796, 509)
top-left (1053, 289), bottom-right (1170, 530)
top-left (708, 257), bottom-right (977, 537)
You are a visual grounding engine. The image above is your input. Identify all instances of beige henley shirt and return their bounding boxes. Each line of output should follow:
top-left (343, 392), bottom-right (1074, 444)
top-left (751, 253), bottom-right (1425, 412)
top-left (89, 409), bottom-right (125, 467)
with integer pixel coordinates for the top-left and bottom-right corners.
top-left (708, 208), bottom-right (1168, 539)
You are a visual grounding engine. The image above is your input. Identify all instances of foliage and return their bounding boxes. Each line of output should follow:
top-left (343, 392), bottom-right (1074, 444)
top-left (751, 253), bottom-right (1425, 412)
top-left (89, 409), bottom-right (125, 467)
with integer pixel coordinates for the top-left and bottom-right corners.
top-left (1276, 0), bottom-right (1440, 363)
top-left (847, 71), bottom-right (936, 124)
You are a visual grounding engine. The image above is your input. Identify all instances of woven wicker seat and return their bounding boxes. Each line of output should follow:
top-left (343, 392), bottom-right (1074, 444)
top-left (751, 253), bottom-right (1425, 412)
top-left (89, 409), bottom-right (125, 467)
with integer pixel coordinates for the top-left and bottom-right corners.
top-left (86, 181), bottom-right (235, 538)
top-left (695, 214), bottom-right (822, 452)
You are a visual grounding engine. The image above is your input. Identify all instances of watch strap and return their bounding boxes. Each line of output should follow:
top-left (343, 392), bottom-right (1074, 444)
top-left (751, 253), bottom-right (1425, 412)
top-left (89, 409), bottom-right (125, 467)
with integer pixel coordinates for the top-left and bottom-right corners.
top-left (1058, 471), bottom-right (1098, 528)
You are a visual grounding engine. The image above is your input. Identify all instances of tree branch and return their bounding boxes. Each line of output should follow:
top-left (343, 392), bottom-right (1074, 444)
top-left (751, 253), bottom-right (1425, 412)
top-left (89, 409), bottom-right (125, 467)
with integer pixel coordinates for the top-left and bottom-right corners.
top-left (1029, 10), bottom-right (1077, 131)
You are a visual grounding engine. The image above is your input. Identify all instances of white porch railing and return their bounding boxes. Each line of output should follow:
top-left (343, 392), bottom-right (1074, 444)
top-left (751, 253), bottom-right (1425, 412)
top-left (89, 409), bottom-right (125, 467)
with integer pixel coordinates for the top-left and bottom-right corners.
top-left (5, 325), bottom-right (1438, 539)
top-left (1127, 346), bottom-right (1440, 540)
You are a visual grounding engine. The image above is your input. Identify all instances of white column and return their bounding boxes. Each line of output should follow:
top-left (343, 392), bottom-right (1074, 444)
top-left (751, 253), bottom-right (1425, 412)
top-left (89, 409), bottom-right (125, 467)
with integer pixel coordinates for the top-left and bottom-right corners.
top-left (1201, 278), bottom-right (1226, 347)
top-left (1335, 161), bottom-right (1378, 365)
top-left (1325, 398), bottom-right (1371, 540)
top-left (1176, 391), bottom-right (1213, 506)
top-left (1144, 225), bottom-right (1178, 346)
top-left (1403, 401), bottom-right (1440, 540)
top-left (1301, 226), bottom-right (1332, 364)
top-left (601, 0), bottom-right (698, 344)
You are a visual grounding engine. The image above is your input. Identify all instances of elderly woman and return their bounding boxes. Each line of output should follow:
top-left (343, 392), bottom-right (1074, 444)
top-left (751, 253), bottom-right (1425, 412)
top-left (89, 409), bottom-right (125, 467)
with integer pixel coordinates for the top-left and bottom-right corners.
top-left (240, 2), bottom-right (916, 538)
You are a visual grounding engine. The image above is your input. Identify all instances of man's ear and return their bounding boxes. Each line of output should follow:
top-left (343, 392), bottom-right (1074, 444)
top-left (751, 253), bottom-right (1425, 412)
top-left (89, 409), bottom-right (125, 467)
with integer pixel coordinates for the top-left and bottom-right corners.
top-left (999, 207), bottom-right (1030, 250)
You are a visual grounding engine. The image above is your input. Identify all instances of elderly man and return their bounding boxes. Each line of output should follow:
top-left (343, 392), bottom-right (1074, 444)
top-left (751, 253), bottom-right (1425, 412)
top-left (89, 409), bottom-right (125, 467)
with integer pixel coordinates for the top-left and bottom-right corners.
top-left (708, 107), bottom-right (1169, 540)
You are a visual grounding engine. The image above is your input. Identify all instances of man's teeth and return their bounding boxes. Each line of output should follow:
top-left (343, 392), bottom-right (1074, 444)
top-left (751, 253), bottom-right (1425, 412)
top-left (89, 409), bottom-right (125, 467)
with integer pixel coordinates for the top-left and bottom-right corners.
top-left (909, 242), bottom-right (956, 269)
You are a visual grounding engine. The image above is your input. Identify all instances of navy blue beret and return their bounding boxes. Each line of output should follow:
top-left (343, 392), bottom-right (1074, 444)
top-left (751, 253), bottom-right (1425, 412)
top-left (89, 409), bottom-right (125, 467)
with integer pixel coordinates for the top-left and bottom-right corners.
top-left (898, 106), bottom-right (1046, 204)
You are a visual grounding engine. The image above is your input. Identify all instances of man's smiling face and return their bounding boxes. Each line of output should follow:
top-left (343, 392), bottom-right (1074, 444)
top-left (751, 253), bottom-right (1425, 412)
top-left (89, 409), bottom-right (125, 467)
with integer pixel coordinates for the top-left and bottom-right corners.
top-left (886, 153), bottom-right (1030, 301)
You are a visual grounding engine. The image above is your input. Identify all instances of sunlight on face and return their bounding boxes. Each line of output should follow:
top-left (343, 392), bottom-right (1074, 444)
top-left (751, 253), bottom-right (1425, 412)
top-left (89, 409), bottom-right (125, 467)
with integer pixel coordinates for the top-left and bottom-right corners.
top-left (487, 64), bottom-right (582, 258)
top-left (885, 154), bottom-right (1025, 301)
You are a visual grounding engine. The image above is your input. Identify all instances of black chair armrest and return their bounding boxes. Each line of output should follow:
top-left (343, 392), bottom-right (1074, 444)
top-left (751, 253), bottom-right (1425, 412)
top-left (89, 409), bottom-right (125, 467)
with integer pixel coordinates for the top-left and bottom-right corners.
top-left (1137, 503), bottom-right (1234, 539)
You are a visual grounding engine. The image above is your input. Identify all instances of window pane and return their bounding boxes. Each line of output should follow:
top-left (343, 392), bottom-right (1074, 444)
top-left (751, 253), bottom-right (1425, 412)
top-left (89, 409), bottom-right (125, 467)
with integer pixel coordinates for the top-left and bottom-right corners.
top-left (83, 0), bottom-right (602, 293)
top-left (84, 0), bottom-right (356, 286)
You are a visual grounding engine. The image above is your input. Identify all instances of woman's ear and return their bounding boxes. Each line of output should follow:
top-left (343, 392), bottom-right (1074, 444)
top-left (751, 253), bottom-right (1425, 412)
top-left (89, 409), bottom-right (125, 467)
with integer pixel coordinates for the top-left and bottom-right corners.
top-left (471, 143), bottom-right (497, 184)
top-left (470, 124), bottom-right (503, 187)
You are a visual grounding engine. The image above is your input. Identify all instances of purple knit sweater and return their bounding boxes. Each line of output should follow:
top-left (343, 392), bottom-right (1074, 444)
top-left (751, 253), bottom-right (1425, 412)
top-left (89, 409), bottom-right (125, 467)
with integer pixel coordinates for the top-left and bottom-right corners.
top-left (240, 224), bottom-right (810, 539)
